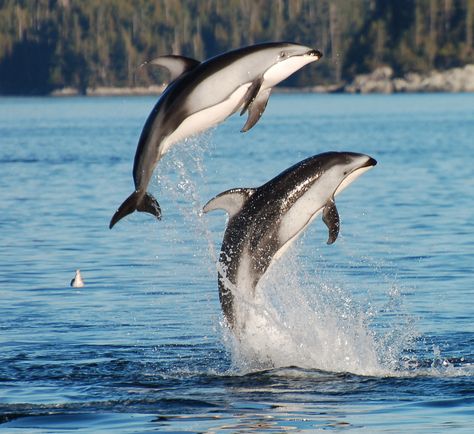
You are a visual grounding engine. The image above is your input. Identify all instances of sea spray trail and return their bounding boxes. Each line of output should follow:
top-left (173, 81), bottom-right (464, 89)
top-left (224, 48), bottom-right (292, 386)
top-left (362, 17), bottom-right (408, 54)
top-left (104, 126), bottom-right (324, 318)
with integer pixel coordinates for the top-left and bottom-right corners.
top-left (154, 130), bottom-right (220, 266)
top-left (148, 131), bottom-right (226, 342)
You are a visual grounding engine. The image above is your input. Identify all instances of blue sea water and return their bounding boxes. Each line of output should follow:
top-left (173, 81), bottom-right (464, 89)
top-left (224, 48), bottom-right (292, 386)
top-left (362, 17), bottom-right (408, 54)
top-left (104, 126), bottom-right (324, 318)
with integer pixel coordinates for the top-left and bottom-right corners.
top-left (0, 93), bottom-right (473, 432)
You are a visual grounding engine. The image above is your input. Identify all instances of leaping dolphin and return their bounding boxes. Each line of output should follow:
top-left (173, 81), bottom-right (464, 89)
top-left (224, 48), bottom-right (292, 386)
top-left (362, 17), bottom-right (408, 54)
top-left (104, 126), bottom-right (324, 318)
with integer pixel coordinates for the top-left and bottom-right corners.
top-left (203, 152), bottom-right (377, 331)
top-left (110, 42), bottom-right (322, 228)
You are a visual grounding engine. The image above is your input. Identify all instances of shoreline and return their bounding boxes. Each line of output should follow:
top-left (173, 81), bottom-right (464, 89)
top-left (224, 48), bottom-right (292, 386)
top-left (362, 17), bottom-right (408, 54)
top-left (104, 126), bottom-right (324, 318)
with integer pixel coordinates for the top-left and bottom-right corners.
top-left (3, 64), bottom-right (474, 97)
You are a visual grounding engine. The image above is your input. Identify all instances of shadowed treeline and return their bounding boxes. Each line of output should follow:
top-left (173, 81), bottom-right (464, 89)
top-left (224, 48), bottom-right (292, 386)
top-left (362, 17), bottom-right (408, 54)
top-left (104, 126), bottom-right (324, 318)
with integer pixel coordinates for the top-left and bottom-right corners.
top-left (0, 0), bottom-right (473, 95)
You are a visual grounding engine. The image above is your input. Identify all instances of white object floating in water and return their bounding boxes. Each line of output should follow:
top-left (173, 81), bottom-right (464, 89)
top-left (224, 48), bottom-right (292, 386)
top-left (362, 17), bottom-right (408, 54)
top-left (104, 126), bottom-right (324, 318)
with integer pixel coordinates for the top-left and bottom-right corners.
top-left (70, 269), bottom-right (84, 288)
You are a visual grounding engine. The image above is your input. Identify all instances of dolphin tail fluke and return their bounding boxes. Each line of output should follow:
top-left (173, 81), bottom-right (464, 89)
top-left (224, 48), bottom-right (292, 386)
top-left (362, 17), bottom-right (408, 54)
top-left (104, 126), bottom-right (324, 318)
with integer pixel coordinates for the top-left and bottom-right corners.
top-left (109, 191), bottom-right (162, 229)
top-left (137, 192), bottom-right (162, 218)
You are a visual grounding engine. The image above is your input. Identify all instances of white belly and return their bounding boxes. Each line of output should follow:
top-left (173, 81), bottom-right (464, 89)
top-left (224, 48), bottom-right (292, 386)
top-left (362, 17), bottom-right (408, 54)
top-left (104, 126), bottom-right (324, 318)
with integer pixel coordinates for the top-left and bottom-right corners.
top-left (235, 249), bottom-right (256, 297)
top-left (160, 83), bottom-right (252, 155)
top-left (263, 56), bottom-right (319, 89)
top-left (278, 176), bottom-right (336, 247)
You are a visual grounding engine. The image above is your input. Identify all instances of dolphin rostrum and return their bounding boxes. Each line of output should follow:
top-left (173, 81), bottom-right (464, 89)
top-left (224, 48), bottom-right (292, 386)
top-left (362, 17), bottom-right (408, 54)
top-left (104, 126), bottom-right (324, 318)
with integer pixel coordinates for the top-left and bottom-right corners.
top-left (203, 152), bottom-right (377, 331)
top-left (110, 42), bottom-right (322, 228)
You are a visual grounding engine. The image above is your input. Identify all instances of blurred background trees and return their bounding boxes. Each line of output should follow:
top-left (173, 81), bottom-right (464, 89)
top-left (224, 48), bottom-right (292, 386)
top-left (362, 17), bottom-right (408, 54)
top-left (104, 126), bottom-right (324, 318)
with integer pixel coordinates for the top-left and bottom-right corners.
top-left (0, 0), bottom-right (473, 94)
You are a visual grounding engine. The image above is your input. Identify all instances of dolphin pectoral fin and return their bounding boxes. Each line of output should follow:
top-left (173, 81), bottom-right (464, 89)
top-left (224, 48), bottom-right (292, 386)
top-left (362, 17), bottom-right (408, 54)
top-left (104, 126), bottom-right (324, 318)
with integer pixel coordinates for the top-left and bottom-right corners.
top-left (241, 88), bottom-right (272, 133)
top-left (137, 192), bottom-right (162, 220)
top-left (239, 79), bottom-right (263, 116)
top-left (203, 188), bottom-right (256, 219)
top-left (143, 55), bottom-right (200, 82)
top-left (322, 197), bottom-right (340, 245)
top-left (109, 191), bottom-right (161, 229)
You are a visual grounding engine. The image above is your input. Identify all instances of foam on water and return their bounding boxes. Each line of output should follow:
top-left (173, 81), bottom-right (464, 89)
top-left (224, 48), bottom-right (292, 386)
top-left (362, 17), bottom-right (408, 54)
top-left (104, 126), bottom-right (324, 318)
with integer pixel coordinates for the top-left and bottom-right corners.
top-left (220, 249), bottom-right (383, 376)
top-left (221, 252), bottom-right (473, 378)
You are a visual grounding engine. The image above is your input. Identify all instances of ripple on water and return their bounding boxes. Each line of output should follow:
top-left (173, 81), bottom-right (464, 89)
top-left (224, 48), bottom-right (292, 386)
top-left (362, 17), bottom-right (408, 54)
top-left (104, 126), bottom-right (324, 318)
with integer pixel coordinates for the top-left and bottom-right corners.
top-left (0, 94), bottom-right (473, 432)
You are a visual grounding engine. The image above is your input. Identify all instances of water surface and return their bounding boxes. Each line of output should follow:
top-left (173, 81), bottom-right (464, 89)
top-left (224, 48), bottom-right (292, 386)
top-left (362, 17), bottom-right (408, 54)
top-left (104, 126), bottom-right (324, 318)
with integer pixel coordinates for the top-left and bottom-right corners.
top-left (0, 93), bottom-right (473, 432)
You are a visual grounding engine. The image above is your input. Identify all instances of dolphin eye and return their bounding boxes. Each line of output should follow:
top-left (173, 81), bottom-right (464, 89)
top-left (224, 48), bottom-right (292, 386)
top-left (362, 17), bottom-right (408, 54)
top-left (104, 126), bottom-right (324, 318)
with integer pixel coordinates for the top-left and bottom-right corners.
top-left (279, 51), bottom-right (288, 59)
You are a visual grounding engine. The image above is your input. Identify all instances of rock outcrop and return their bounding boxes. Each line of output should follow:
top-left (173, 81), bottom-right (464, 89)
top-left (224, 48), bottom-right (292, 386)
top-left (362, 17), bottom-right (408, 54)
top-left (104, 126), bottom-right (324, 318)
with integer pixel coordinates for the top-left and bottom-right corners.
top-left (344, 64), bottom-right (474, 93)
top-left (345, 66), bottom-right (395, 94)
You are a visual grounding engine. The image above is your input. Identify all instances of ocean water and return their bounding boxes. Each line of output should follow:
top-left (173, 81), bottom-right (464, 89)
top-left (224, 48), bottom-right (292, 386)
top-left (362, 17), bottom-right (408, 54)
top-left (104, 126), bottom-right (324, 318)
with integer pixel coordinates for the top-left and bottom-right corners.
top-left (0, 93), bottom-right (473, 432)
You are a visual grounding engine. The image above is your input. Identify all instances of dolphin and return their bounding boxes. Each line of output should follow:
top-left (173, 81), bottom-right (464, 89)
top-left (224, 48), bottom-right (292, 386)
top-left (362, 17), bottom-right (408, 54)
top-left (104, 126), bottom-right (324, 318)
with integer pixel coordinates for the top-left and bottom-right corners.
top-left (110, 42), bottom-right (322, 228)
top-left (203, 152), bottom-right (377, 331)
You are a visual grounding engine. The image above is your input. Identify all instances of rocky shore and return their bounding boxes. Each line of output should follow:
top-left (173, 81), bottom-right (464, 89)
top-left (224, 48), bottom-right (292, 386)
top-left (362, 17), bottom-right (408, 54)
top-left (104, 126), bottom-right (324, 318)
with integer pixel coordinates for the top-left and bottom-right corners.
top-left (343, 64), bottom-right (474, 93)
top-left (49, 64), bottom-right (474, 96)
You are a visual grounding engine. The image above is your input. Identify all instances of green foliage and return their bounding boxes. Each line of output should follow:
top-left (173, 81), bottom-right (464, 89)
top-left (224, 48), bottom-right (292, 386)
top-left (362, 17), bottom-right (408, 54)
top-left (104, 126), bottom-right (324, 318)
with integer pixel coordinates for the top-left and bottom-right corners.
top-left (0, 0), bottom-right (473, 94)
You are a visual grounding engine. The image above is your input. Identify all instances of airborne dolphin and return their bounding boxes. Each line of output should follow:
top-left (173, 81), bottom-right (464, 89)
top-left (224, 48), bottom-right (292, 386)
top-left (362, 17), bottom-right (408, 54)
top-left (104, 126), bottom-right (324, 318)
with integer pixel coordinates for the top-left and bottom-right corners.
top-left (110, 42), bottom-right (322, 228)
top-left (203, 152), bottom-right (377, 331)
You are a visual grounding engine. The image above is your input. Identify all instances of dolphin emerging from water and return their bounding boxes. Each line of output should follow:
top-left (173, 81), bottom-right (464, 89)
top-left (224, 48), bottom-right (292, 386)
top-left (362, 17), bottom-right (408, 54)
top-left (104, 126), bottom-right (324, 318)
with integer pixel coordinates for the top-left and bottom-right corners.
top-left (203, 152), bottom-right (377, 331)
top-left (109, 42), bottom-right (322, 228)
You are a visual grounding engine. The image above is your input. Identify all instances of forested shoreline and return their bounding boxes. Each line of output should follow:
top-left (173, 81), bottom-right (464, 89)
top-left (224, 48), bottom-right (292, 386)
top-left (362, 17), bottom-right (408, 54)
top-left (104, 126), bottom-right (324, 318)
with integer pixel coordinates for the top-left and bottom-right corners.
top-left (1, 0), bottom-right (473, 95)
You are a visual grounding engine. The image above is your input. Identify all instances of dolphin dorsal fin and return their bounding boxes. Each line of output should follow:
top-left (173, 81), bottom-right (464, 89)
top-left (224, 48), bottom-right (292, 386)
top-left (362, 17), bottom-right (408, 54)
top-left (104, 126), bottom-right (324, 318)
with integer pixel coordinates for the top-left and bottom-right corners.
top-left (322, 197), bottom-right (340, 245)
top-left (144, 55), bottom-right (200, 82)
top-left (203, 188), bottom-right (256, 219)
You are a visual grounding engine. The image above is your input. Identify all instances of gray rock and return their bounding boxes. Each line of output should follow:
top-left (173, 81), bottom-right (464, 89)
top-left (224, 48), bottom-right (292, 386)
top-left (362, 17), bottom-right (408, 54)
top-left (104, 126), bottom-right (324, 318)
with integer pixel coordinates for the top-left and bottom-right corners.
top-left (345, 66), bottom-right (394, 93)
top-left (346, 64), bottom-right (474, 93)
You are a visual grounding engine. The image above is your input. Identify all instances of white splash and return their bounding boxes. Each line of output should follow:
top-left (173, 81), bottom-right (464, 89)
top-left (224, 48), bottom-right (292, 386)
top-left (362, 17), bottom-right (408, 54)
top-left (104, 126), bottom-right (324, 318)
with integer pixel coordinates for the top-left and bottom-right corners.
top-left (147, 134), bottom-right (470, 379)
top-left (152, 138), bottom-right (411, 377)
top-left (222, 249), bottom-right (390, 376)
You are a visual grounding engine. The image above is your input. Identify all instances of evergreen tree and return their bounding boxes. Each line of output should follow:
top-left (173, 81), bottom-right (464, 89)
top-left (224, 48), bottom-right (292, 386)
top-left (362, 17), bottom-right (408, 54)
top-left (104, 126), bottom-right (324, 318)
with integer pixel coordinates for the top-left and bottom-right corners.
top-left (0, 0), bottom-right (473, 94)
